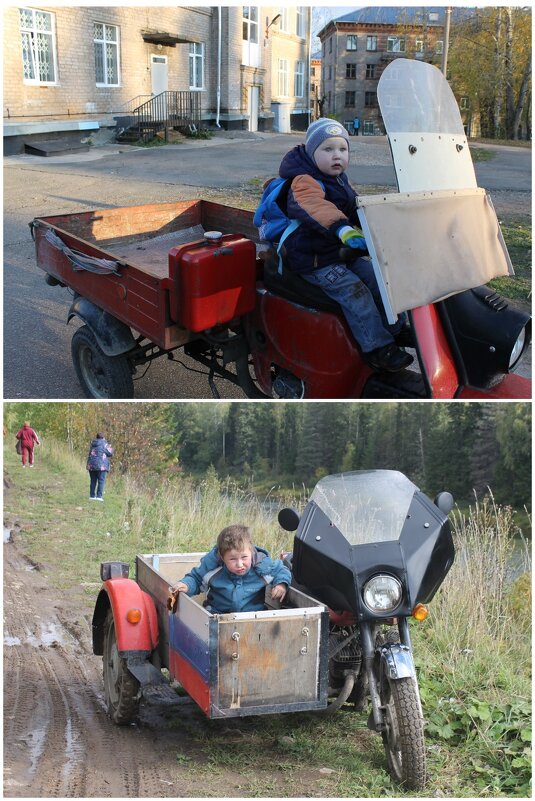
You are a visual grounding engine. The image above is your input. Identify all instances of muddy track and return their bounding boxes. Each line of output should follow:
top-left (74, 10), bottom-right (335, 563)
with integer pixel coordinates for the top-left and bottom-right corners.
top-left (2, 534), bottom-right (241, 798)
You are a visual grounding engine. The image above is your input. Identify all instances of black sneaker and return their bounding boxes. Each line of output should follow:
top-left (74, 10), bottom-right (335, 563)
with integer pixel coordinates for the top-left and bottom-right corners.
top-left (364, 344), bottom-right (414, 373)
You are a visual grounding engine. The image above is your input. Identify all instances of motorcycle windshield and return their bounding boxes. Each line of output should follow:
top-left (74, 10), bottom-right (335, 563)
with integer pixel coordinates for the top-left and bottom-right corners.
top-left (310, 470), bottom-right (418, 545)
top-left (378, 57), bottom-right (465, 135)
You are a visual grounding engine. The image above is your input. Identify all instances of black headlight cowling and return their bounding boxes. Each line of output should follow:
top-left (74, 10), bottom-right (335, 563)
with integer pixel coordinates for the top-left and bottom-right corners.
top-left (291, 492), bottom-right (455, 621)
top-left (439, 285), bottom-right (531, 389)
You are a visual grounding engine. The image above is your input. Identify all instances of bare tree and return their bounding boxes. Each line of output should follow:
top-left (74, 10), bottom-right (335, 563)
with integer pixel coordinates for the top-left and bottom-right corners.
top-left (493, 9), bottom-right (504, 138)
top-left (504, 8), bottom-right (515, 138)
top-left (513, 57), bottom-right (532, 139)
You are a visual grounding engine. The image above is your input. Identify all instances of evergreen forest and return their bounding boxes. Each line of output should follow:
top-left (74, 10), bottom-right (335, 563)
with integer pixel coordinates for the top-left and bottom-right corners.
top-left (5, 402), bottom-right (531, 509)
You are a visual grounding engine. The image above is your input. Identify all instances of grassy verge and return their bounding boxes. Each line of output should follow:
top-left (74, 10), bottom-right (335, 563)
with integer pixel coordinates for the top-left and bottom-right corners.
top-left (471, 138), bottom-right (531, 149)
top-left (490, 218), bottom-right (532, 303)
top-left (3, 443), bottom-right (531, 797)
top-left (469, 147), bottom-right (496, 162)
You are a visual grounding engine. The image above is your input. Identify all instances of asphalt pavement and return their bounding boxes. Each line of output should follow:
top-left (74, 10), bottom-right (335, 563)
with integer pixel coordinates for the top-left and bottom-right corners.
top-left (3, 133), bottom-right (532, 400)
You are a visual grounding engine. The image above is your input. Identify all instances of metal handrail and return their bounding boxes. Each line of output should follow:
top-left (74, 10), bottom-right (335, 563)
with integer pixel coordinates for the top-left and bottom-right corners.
top-left (133, 91), bottom-right (202, 142)
top-left (114, 94), bottom-right (153, 113)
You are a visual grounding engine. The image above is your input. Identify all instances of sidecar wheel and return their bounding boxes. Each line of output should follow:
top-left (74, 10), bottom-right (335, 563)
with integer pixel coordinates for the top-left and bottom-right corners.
top-left (103, 610), bottom-right (140, 725)
top-left (379, 671), bottom-right (426, 790)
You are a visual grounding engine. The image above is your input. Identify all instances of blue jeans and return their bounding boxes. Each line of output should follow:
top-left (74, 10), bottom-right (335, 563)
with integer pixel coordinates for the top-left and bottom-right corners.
top-left (89, 471), bottom-right (107, 499)
top-left (302, 257), bottom-right (404, 353)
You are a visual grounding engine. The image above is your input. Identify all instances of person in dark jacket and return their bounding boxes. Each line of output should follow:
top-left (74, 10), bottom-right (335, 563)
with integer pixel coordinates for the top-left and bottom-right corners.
top-left (169, 524), bottom-right (291, 614)
top-left (86, 433), bottom-right (113, 501)
top-left (16, 422), bottom-right (40, 467)
top-left (278, 118), bottom-right (412, 373)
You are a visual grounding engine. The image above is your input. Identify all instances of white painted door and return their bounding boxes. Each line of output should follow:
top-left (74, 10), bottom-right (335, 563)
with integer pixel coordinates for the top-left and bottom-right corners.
top-left (248, 86), bottom-right (259, 132)
top-left (151, 55), bottom-right (168, 120)
top-left (151, 55), bottom-right (168, 95)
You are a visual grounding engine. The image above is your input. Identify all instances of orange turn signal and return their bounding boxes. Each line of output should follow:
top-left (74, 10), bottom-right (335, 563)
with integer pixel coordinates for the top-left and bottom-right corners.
top-left (126, 608), bottom-right (142, 624)
top-left (412, 604), bottom-right (429, 621)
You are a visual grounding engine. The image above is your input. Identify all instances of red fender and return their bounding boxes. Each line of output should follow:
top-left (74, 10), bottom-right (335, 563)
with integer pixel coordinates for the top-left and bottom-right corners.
top-left (102, 578), bottom-right (159, 653)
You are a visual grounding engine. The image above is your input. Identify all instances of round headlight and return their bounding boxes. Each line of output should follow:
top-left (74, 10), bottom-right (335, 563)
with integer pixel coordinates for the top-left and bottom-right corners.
top-left (363, 574), bottom-right (402, 613)
top-left (509, 327), bottom-right (526, 368)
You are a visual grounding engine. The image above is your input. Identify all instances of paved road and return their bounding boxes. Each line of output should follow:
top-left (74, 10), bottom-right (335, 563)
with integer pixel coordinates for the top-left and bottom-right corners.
top-left (3, 134), bottom-right (531, 400)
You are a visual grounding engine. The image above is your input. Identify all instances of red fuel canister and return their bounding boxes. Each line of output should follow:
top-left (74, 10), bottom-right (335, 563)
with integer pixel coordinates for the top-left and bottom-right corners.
top-left (169, 232), bottom-right (257, 332)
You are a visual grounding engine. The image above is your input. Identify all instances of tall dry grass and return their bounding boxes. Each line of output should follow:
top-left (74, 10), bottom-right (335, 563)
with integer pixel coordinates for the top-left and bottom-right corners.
top-left (117, 469), bottom-right (302, 558)
top-left (416, 493), bottom-right (531, 697)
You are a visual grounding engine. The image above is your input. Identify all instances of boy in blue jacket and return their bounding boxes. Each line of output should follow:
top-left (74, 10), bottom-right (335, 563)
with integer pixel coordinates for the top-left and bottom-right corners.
top-left (169, 524), bottom-right (290, 614)
top-left (278, 118), bottom-right (412, 373)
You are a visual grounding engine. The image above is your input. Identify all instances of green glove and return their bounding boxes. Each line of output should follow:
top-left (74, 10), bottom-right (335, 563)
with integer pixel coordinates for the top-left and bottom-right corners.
top-left (337, 225), bottom-right (367, 250)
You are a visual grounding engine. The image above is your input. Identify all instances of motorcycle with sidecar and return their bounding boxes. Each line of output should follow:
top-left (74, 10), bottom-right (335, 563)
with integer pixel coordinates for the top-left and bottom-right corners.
top-left (32, 58), bottom-right (530, 399)
top-left (92, 469), bottom-right (455, 789)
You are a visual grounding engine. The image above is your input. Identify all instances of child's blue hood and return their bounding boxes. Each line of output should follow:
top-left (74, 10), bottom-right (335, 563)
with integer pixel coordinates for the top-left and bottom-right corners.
top-left (279, 144), bottom-right (326, 181)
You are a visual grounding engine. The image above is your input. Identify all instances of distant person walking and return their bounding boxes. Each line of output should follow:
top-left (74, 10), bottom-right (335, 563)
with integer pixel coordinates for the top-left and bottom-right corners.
top-left (86, 433), bottom-right (113, 501)
top-left (16, 422), bottom-right (40, 467)
top-left (353, 116), bottom-right (360, 136)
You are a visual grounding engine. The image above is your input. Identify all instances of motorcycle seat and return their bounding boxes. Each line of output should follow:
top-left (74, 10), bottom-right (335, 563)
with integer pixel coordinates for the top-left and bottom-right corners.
top-left (262, 252), bottom-right (343, 315)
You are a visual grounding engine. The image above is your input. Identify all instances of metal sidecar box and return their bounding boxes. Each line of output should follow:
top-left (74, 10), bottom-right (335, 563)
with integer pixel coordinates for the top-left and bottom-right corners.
top-left (93, 552), bottom-right (329, 720)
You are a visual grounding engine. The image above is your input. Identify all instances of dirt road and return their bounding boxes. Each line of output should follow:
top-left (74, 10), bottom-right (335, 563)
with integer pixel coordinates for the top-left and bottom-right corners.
top-left (4, 531), bottom-right (184, 797)
top-left (5, 530), bottom-right (302, 798)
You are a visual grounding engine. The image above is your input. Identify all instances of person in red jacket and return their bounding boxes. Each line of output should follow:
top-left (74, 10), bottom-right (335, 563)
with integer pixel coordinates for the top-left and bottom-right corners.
top-left (16, 422), bottom-right (41, 467)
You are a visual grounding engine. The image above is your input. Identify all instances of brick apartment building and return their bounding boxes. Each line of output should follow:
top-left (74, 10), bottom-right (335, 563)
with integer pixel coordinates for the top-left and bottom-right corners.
top-left (3, 5), bottom-right (311, 153)
top-left (318, 7), bottom-right (446, 135)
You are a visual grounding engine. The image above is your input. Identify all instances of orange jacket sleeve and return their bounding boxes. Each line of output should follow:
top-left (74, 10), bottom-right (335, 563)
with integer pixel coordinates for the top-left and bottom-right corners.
top-left (287, 174), bottom-right (349, 233)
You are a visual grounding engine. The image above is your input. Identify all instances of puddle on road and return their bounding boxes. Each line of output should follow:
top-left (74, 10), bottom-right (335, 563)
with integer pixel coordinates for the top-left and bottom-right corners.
top-left (38, 622), bottom-right (65, 647)
top-left (4, 622), bottom-right (66, 648)
top-left (28, 721), bottom-right (49, 775)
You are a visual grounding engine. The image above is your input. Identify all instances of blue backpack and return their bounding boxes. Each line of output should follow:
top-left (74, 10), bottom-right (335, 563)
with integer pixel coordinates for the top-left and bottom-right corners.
top-left (253, 177), bottom-right (324, 272)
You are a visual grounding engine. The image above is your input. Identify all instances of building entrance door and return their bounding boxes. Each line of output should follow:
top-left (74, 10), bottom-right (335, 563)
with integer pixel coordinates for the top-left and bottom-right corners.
top-left (151, 55), bottom-right (168, 95)
top-left (248, 85), bottom-right (259, 131)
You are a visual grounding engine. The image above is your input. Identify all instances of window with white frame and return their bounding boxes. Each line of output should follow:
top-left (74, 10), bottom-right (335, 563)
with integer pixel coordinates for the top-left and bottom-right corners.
top-left (243, 7), bottom-right (260, 67)
top-left (296, 7), bottom-right (306, 37)
top-left (415, 39), bottom-right (424, 53)
top-left (278, 59), bottom-right (289, 96)
top-left (19, 7), bottom-right (57, 84)
top-left (366, 35), bottom-right (377, 51)
top-left (460, 96), bottom-right (470, 110)
top-left (387, 36), bottom-right (405, 53)
top-left (435, 40), bottom-right (444, 54)
top-left (243, 7), bottom-right (258, 43)
top-left (347, 35), bottom-right (357, 51)
top-left (94, 22), bottom-right (119, 85)
top-left (189, 43), bottom-right (204, 89)
top-left (279, 7), bottom-right (289, 32)
top-left (294, 61), bottom-right (304, 97)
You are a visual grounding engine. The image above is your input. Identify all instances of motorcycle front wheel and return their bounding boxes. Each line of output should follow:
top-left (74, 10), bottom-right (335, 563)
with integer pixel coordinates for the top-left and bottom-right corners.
top-left (379, 664), bottom-right (427, 790)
